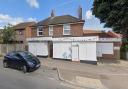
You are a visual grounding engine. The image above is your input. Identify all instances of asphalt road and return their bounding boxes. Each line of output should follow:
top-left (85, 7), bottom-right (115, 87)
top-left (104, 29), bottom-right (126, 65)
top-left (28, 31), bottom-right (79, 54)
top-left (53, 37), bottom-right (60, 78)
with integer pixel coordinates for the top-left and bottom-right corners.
top-left (0, 60), bottom-right (73, 89)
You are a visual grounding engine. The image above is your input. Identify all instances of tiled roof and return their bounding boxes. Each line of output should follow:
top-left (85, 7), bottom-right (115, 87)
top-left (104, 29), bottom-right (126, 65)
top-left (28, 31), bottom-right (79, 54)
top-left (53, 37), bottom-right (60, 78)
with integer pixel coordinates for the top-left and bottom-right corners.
top-left (37, 15), bottom-right (85, 26)
top-left (83, 30), bottom-right (103, 34)
top-left (13, 22), bottom-right (36, 29)
top-left (83, 29), bottom-right (121, 38)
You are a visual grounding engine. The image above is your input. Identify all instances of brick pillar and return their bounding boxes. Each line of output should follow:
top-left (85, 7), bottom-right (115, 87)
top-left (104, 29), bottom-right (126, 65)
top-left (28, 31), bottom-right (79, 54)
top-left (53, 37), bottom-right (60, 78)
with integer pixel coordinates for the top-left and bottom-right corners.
top-left (114, 49), bottom-right (120, 60)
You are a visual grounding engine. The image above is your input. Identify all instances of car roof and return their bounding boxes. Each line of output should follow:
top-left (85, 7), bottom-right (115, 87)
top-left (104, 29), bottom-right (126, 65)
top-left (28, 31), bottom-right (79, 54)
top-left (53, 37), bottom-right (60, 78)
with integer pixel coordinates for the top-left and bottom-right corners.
top-left (7, 51), bottom-right (29, 55)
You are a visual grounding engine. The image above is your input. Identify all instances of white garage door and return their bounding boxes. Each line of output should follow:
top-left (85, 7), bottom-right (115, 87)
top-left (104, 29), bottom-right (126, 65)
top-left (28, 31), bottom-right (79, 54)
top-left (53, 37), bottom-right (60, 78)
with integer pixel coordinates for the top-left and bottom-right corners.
top-left (97, 43), bottom-right (113, 57)
top-left (79, 42), bottom-right (97, 61)
top-left (53, 42), bottom-right (72, 60)
top-left (28, 42), bottom-right (37, 55)
top-left (28, 42), bottom-right (48, 56)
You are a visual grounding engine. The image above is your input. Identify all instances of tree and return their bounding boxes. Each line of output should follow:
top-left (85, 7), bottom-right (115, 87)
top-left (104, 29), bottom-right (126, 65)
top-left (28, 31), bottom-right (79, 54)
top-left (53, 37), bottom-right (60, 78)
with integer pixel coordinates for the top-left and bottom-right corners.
top-left (92, 0), bottom-right (128, 43)
top-left (0, 24), bottom-right (16, 44)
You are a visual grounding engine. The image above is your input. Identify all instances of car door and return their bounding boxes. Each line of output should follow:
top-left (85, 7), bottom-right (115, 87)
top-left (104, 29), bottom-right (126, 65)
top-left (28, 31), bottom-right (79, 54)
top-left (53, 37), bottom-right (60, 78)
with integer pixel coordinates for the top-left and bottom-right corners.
top-left (14, 53), bottom-right (25, 69)
top-left (9, 53), bottom-right (19, 69)
top-left (5, 53), bottom-right (16, 68)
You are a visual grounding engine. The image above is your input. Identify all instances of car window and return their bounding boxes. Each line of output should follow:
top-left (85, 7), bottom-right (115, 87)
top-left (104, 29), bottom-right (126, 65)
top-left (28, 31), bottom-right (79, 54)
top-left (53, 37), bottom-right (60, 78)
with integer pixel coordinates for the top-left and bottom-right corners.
top-left (15, 53), bottom-right (22, 59)
top-left (7, 52), bottom-right (15, 56)
top-left (19, 52), bottom-right (37, 61)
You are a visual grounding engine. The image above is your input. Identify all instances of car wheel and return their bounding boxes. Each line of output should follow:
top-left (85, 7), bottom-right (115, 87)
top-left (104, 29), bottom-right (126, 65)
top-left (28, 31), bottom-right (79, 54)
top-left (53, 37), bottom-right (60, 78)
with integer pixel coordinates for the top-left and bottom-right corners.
top-left (22, 65), bottom-right (27, 73)
top-left (3, 62), bottom-right (8, 68)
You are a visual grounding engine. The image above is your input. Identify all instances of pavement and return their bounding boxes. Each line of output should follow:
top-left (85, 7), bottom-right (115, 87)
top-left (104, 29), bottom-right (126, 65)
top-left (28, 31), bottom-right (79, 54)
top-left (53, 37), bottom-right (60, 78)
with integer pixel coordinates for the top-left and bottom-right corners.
top-left (0, 59), bottom-right (85, 89)
top-left (98, 59), bottom-right (128, 68)
top-left (41, 58), bottom-right (128, 89)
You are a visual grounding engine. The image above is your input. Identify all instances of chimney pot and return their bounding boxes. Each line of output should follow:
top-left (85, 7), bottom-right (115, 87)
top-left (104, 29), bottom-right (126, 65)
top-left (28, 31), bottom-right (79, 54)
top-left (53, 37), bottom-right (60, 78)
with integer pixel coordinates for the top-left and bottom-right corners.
top-left (78, 5), bottom-right (82, 20)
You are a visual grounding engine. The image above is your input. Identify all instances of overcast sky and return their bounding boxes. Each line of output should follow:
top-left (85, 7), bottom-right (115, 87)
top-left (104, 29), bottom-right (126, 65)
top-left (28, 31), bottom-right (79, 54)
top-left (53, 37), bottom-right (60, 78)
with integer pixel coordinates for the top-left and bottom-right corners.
top-left (0, 0), bottom-right (111, 30)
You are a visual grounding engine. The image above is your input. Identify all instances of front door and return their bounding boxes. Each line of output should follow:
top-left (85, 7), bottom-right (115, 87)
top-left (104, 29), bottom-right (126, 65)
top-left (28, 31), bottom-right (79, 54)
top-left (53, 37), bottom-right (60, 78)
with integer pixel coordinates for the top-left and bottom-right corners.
top-left (72, 45), bottom-right (79, 61)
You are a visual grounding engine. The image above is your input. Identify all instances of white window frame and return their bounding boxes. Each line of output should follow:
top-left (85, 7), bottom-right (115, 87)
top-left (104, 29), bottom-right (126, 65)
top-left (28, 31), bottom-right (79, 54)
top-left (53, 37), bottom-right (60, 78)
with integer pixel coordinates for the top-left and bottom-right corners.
top-left (49, 26), bottom-right (53, 36)
top-left (63, 24), bottom-right (70, 35)
top-left (37, 26), bottom-right (43, 36)
top-left (19, 30), bottom-right (23, 35)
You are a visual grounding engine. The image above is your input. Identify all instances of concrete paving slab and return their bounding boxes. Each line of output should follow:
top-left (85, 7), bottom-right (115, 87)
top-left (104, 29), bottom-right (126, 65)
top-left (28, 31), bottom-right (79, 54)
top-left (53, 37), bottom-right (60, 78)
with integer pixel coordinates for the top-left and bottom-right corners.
top-left (76, 76), bottom-right (107, 89)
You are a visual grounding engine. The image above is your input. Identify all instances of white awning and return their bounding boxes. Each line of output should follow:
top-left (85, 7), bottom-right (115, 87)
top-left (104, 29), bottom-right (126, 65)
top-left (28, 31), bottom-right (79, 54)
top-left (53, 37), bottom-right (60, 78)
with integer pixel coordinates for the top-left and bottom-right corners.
top-left (27, 37), bottom-right (52, 42)
top-left (52, 36), bottom-right (99, 42)
top-left (99, 38), bottom-right (121, 42)
top-left (27, 36), bottom-right (121, 42)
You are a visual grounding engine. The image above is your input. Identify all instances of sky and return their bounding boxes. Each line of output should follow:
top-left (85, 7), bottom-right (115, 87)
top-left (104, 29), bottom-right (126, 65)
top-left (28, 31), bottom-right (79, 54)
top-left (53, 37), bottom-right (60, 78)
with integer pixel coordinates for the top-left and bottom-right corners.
top-left (0, 0), bottom-right (112, 30)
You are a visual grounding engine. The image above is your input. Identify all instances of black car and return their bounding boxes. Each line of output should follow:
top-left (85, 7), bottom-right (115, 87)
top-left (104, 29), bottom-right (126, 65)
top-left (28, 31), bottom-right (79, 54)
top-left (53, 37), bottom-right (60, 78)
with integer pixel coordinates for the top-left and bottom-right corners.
top-left (3, 51), bottom-right (41, 73)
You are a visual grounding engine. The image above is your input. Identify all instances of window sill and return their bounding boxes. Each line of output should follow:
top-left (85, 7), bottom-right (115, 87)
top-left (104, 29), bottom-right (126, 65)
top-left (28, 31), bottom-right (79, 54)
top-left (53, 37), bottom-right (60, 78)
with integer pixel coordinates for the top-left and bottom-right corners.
top-left (63, 34), bottom-right (71, 36)
top-left (37, 35), bottom-right (43, 37)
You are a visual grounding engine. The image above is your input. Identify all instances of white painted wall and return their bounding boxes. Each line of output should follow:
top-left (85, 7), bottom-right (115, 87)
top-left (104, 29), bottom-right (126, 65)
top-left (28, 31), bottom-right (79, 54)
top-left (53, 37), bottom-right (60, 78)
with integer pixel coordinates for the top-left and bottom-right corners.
top-left (72, 45), bottom-right (79, 61)
top-left (96, 43), bottom-right (103, 57)
top-left (28, 42), bottom-right (48, 56)
top-left (53, 42), bottom-right (72, 60)
top-left (79, 42), bottom-right (97, 61)
top-left (97, 43), bottom-right (114, 57)
top-left (53, 42), bottom-right (97, 61)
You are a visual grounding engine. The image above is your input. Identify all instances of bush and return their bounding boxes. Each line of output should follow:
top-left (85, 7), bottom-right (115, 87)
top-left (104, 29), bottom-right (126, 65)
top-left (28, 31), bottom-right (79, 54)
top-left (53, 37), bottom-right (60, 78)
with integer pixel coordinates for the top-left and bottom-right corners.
top-left (0, 54), bottom-right (3, 57)
top-left (121, 44), bottom-right (128, 52)
top-left (120, 44), bottom-right (128, 60)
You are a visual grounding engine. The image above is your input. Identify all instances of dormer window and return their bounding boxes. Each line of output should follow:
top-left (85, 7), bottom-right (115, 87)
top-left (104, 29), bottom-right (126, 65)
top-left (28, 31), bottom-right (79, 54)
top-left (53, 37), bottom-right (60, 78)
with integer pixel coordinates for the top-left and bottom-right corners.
top-left (49, 26), bottom-right (53, 36)
top-left (63, 24), bottom-right (70, 35)
top-left (37, 26), bottom-right (43, 36)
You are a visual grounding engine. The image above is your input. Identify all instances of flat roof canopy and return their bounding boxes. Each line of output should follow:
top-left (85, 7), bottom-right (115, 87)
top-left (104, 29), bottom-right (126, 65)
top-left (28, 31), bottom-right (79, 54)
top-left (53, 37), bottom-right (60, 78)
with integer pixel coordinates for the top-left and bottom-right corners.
top-left (27, 37), bottom-right (121, 42)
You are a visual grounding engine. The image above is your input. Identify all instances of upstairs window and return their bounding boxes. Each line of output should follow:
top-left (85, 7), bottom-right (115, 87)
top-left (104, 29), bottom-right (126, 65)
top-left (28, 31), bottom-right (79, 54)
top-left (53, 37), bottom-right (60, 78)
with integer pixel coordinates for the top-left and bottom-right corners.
top-left (49, 26), bottom-right (53, 36)
top-left (63, 24), bottom-right (70, 35)
top-left (18, 30), bottom-right (23, 35)
top-left (37, 26), bottom-right (43, 36)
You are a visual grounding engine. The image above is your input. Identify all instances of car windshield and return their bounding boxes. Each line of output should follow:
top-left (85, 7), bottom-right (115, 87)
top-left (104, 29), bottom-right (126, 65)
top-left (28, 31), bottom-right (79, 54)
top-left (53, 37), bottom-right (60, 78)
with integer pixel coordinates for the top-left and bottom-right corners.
top-left (19, 52), bottom-right (37, 61)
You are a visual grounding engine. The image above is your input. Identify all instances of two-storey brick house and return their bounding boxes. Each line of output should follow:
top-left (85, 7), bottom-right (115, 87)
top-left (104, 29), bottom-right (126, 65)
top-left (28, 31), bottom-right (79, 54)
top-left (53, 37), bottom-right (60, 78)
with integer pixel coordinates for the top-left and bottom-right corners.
top-left (27, 6), bottom-right (121, 63)
top-left (13, 22), bottom-right (36, 50)
top-left (36, 8), bottom-right (84, 37)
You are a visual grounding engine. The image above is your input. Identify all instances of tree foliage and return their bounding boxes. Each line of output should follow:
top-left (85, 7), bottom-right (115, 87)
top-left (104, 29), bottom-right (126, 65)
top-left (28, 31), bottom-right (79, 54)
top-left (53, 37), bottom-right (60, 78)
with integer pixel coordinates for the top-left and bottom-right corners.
top-left (0, 24), bottom-right (16, 44)
top-left (92, 0), bottom-right (128, 42)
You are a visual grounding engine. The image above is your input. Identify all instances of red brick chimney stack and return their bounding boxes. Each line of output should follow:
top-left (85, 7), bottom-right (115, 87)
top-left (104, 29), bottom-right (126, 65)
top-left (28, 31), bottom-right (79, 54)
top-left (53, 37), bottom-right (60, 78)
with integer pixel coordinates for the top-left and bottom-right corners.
top-left (78, 5), bottom-right (82, 20)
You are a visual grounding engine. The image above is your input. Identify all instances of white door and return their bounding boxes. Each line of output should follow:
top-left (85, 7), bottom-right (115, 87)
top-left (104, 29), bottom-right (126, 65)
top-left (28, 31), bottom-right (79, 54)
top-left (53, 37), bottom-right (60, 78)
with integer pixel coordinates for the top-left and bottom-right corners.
top-left (97, 43), bottom-right (102, 57)
top-left (72, 45), bottom-right (79, 61)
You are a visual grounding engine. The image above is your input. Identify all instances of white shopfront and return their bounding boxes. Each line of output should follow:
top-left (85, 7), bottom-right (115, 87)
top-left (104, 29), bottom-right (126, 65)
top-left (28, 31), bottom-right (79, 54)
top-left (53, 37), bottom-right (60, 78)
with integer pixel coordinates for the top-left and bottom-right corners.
top-left (52, 37), bottom-right (98, 62)
top-left (96, 38), bottom-right (121, 57)
top-left (27, 37), bottom-right (52, 56)
top-left (27, 37), bottom-right (121, 62)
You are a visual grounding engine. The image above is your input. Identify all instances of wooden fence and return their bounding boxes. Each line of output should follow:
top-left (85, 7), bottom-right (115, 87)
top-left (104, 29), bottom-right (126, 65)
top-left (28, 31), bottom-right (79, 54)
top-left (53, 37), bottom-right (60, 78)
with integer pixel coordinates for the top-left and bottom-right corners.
top-left (0, 44), bottom-right (25, 55)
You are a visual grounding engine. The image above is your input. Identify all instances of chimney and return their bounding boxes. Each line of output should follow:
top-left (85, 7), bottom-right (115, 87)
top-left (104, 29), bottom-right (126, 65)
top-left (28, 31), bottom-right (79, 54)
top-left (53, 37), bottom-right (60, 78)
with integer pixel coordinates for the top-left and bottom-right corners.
top-left (78, 5), bottom-right (82, 20)
top-left (51, 9), bottom-right (55, 17)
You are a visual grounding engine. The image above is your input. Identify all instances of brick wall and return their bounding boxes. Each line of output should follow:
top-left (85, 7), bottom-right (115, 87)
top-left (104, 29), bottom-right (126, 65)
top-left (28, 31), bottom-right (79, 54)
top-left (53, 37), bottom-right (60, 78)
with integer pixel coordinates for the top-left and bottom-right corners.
top-left (25, 27), bottom-right (37, 38)
top-left (43, 27), bottom-right (49, 36)
top-left (15, 26), bottom-right (36, 47)
top-left (53, 25), bottom-right (63, 37)
top-left (37, 23), bottom-right (84, 37)
top-left (31, 27), bottom-right (37, 37)
top-left (71, 23), bottom-right (83, 37)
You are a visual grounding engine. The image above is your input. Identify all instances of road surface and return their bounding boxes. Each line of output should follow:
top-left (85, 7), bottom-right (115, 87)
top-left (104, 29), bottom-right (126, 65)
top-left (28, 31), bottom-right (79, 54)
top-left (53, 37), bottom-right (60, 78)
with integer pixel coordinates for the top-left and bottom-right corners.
top-left (0, 60), bottom-right (73, 89)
